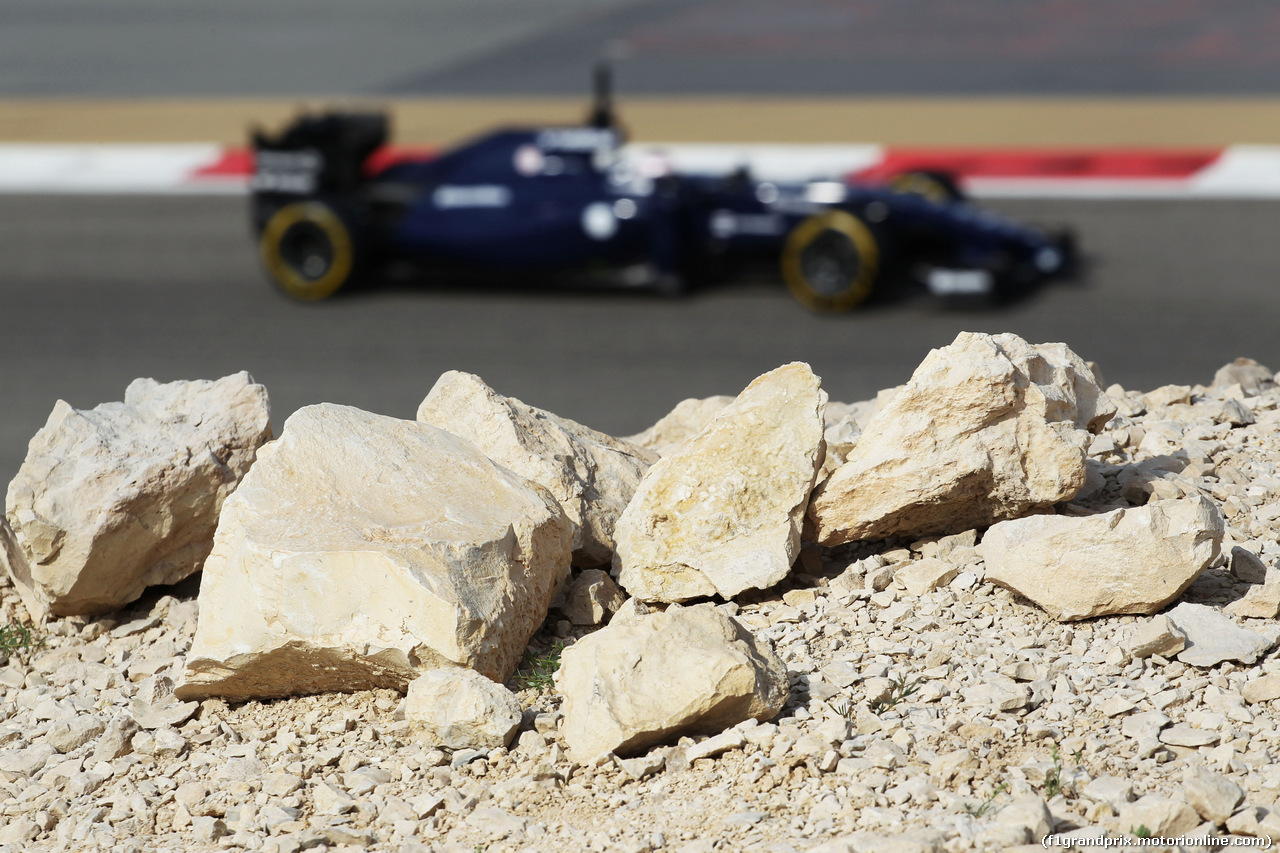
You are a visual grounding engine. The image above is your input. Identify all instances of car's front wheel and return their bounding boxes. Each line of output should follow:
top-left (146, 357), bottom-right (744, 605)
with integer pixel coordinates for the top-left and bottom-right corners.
top-left (781, 210), bottom-right (880, 312)
top-left (259, 202), bottom-right (357, 301)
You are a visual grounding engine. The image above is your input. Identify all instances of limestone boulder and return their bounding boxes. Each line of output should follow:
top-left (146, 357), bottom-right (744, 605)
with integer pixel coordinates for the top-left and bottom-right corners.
top-left (416, 371), bottom-right (656, 567)
top-left (564, 569), bottom-right (626, 626)
top-left (978, 496), bottom-right (1223, 621)
top-left (176, 404), bottom-right (572, 701)
top-left (555, 603), bottom-right (788, 761)
top-left (1225, 567), bottom-right (1280, 619)
top-left (404, 668), bottom-right (523, 750)
top-left (624, 395), bottom-right (734, 458)
top-left (2, 373), bottom-right (271, 619)
top-left (807, 332), bottom-right (1115, 545)
top-left (1125, 615), bottom-right (1187, 659)
top-left (613, 363), bottom-right (826, 603)
top-left (1165, 602), bottom-right (1272, 667)
top-left (1184, 767), bottom-right (1244, 826)
top-left (1118, 795), bottom-right (1201, 838)
top-left (1212, 357), bottom-right (1274, 396)
top-left (818, 408), bottom-right (863, 482)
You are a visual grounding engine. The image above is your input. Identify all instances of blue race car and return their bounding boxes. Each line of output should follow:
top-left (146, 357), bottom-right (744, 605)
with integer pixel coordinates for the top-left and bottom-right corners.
top-left (250, 69), bottom-right (1074, 312)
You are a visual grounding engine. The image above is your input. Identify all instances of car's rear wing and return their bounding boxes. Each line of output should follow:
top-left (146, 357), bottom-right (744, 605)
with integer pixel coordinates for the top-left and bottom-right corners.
top-left (250, 112), bottom-right (388, 196)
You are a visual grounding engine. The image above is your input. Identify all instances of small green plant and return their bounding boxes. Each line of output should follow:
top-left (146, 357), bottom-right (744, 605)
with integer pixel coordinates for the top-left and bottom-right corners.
top-left (0, 621), bottom-right (42, 659)
top-left (964, 781), bottom-right (1008, 818)
top-left (1043, 742), bottom-right (1064, 799)
top-left (513, 640), bottom-right (568, 691)
top-left (870, 674), bottom-right (925, 715)
top-left (1132, 825), bottom-right (1151, 839)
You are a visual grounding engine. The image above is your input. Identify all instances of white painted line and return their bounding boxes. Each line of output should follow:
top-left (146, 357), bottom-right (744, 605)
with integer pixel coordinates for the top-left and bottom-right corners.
top-left (3, 142), bottom-right (1280, 198)
top-left (0, 144), bottom-right (233, 194)
top-left (1189, 145), bottom-right (1280, 197)
top-left (966, 179), bottom-right (1208, 199)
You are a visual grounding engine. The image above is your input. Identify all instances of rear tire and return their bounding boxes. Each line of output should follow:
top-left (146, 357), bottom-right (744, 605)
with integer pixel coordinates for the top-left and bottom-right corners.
top-left (259, 202), bottom-right (357, 301)
top-left (781, 210), bottom-right (879, 312)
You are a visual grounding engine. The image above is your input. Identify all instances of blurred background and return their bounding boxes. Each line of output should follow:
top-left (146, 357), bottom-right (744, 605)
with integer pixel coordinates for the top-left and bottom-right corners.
top-left (5, 0), bottom-right (1280, 486)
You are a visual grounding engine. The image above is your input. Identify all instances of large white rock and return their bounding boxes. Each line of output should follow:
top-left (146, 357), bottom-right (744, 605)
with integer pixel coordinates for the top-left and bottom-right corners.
top-left (1212, 357), bottom-right (1274, 396)
top-left (564, 569), bottom-right (626, 626)
top-left (416, 371), bottom-right (655, 567)
top-left (1165, 602), bottom-right (1272, 667)
top-left (1117, 795), bottom-right (1201, 838)
top-left (613, 363), bottom-right (826, 603)
top-left (176, 404), bottom-right (572, 701)
top-left (2, 373), bottom-right (271, 619)
top-left (1225, 566), bottom-right (1280, 619)
top-left (403, 668), bottom-right (522, 750)
top-left (978, 496), bottom-right (1224, 621)
top-left (624, 396), bottom-right (734, 458)
top-left (1184, 767), bottom-right (1244, 826)
top-left (807, 332), bottom-right (1114, 545)
top-left (554, 603), bottom-right (788, 761)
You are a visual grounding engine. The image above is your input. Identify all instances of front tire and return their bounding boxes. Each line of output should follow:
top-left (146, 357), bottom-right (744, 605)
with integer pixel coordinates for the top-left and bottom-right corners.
top-left (259, 202), bottom-right (357, 301)
top-left (781, 210), bottom-right (880, 312)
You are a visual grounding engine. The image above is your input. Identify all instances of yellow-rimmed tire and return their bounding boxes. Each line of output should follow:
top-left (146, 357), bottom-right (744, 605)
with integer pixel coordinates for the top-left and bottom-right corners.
top-left (259, 202), bottom-right (356, 301)
top-left (889, 170), bottom-right (965, 204)
top-left (781, 210), bottom-right (880, 312)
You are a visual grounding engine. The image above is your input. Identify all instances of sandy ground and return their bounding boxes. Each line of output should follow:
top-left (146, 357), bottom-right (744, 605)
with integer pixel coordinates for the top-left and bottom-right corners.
top-left (6, 98), bottom-right (1280, 146)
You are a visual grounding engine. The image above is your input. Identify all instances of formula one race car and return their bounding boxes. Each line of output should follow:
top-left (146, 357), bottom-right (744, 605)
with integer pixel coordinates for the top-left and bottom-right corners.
top-left (250, 68), bottom-right (1074, 312)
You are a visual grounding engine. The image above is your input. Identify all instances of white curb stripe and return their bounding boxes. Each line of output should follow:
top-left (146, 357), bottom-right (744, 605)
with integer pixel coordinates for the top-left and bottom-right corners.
top-left (2, 142), bottom-right (1279, 198)
top-left (0, 144), bottom-right (238, 194)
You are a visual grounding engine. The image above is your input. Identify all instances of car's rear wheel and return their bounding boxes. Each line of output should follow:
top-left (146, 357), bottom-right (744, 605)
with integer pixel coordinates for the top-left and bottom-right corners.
top-left (781, 210), bottom-right (879, 312)
top-left (889, 170), bottom-right (966, 204)
top-left (259, 202), bottom-right (356, 300)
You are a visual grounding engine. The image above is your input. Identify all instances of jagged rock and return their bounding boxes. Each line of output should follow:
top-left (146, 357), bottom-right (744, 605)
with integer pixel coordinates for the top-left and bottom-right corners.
top-left (176, 404), bottom-right (572, 701)
top-left (1082, 777), bottom-right (1134, 812)
top-left (1124, 615), bottom-right (1187, 659)
top-left (1118, 795), bottom-right (1201, 837)
top-left (555, 603), bottom-right (788, 761)
top-left (613, 363), bottom-right (826, 603)
top-left (995, 794), bottom-right (1053, 841)
top-left (979, 496), bottom-right (1223, 621)
top-left (894, 557), bottom-right (959, 596)
top-left (46, 716), bottom-right (104, 754)
top-left (624, 396), bottom-right (734, 457)
top-left (1225, 567), bottom-right (1280, 619)
top-left (90, 716), bottom-right (140, 764)
top-left (416, 371), bottom-right (655, 567)
top-left (1160, 724), bottom-right (1219, 747)
top-left (807, 332), bottom-right (1114, 545)
top-left (1212, 398), bottom-right (1256, 427)
top-left (1243, 674), bottom-right (1280, 704)
top-left (2, 373), bottom-right (271, 618)
top-left (1143, 384), bottom-right (1191, 409)
top-left (1165, 602), bottom-right (1272, 667)
top-left (1184, 767), bottom-right (1244, 825)
top-left (404, 668), bottom-right (522, 750)
top-left (1213, 357), bottom-right (1275, 396)
top-left (564, 569), bottom-right (626, 626)
top-left (818, 408), bottom-right (862, 482)
top-left (1229, 546), bottom-right (1270, 584)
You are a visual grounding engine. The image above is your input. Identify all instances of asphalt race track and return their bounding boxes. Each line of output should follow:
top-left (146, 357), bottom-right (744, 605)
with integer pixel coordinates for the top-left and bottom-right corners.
top-left (5, 0), bottom-right (1280, 97)
top-left (6, 3), bottom-right (1280, 487)
top-left (4, 194), bottom-right (1280, 487)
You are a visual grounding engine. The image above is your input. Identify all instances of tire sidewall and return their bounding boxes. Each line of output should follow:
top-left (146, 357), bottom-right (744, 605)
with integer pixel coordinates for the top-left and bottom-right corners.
top-left (781, 210), bottom-right (879, 312)
top-left (259, 202), bottom-right (356, 301)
